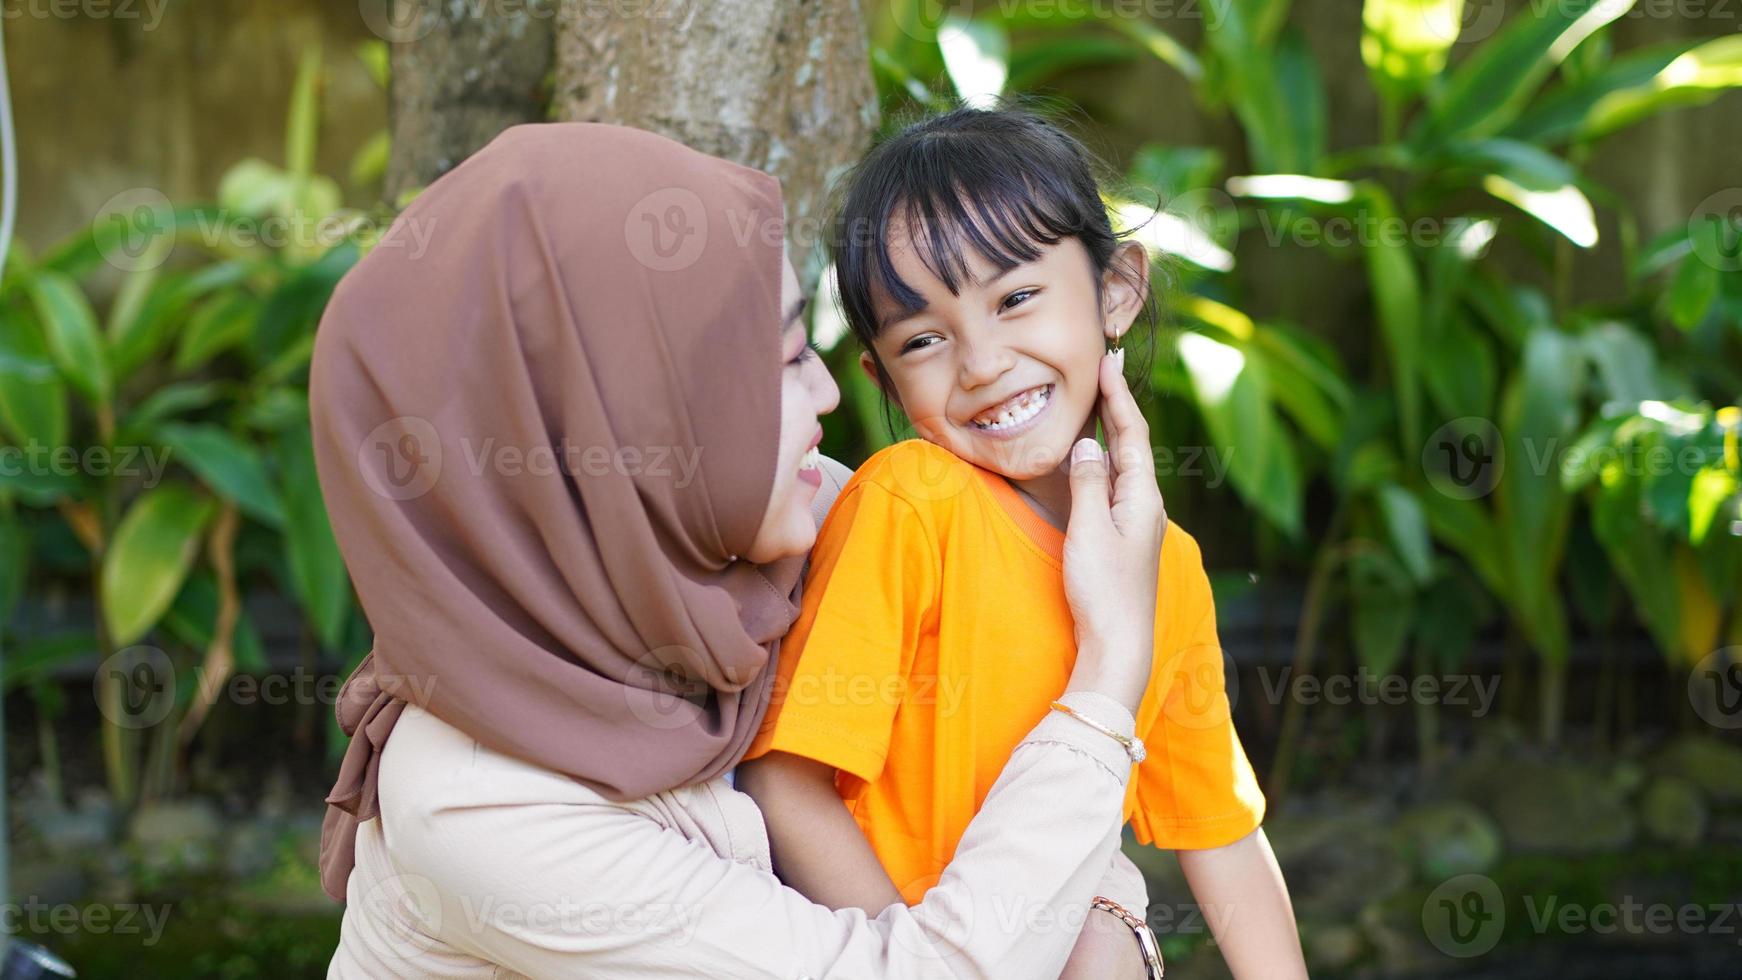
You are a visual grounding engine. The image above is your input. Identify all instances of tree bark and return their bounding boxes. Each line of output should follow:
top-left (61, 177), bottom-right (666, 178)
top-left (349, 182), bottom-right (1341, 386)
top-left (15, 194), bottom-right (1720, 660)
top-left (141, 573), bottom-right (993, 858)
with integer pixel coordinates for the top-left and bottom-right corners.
top-left (551, 0), bottom-right (878, 264)
top-left (383, 3), bottom-right (555, 203)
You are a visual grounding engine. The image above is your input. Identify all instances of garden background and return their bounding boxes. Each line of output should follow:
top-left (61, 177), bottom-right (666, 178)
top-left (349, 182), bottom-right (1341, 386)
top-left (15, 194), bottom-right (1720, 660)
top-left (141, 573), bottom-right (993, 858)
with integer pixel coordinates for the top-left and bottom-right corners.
top-left (2, 0), bottom-right (1741, 976)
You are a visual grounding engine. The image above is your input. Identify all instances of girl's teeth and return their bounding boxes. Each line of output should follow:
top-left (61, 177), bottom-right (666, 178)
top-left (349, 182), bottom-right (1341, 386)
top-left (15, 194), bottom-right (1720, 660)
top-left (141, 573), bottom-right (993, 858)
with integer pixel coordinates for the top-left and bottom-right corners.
top-left (974, 386), bottom-right (1050, 430)
top-left (799, 446), bottom-right (821, 471)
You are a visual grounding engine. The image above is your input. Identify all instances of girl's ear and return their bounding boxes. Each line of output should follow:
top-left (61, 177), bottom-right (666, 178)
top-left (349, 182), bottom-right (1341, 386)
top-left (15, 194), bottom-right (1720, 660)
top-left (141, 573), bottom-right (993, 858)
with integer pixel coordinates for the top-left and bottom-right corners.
top-left (1101, 241), bottom-right (1150, 343)
top-left (859, 351), bottom-right (901, 407)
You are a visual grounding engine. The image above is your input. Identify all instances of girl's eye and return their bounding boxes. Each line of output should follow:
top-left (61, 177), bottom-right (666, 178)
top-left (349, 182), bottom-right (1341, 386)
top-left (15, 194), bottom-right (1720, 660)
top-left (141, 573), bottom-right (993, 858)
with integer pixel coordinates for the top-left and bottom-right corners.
top-left (1000, 288), bottom-right (1037, 312)
top-left (900, 335), bottom-right (939, 355)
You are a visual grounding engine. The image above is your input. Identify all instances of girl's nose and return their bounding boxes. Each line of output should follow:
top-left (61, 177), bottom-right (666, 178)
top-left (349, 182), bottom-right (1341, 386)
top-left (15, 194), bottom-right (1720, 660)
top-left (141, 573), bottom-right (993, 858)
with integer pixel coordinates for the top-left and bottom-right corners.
top-left (957, 340), bottom-right (1013, 390)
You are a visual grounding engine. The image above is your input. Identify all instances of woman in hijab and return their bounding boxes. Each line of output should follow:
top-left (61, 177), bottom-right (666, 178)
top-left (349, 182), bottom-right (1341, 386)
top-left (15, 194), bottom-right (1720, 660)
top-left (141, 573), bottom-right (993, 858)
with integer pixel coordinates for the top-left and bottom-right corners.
top-left (314, 122), bottom-right (1169, 978)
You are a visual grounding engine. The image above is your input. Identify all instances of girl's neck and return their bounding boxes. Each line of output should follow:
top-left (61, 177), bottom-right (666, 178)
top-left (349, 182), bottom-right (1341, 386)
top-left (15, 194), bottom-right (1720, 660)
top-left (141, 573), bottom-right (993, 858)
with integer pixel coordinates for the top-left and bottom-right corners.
top-left (1001, 417), bottom-right (1097, 534)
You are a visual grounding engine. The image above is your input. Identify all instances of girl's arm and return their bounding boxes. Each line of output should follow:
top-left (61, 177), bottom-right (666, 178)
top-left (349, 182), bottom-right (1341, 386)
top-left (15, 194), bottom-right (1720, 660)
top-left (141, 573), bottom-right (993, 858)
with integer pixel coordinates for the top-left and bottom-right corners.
top-left (734, 751), bottom-right (904, 914)
top-left (1177, 827), bottom-right (1308, 979)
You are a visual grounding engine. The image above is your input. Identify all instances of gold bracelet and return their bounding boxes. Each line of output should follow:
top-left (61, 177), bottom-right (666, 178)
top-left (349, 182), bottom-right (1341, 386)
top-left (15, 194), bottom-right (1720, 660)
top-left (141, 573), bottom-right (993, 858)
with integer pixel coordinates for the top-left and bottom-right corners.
top-left (1049, 700), bottom-right (1146, 762)
top-left (1091, 896), bottom-right (1165, 979)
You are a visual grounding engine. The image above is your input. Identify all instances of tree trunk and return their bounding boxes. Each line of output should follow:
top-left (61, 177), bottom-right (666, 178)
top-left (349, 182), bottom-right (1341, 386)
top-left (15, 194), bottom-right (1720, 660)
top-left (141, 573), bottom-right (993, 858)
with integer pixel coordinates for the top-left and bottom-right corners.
top-left (383, 3), bottom-right (555, 203)
top-left (550, 0), bottom-right (878, 267)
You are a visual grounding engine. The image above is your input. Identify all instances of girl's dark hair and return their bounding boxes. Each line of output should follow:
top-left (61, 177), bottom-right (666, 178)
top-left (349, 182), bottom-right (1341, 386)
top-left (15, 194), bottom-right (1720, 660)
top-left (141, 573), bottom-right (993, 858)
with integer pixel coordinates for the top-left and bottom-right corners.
top-left (829, 100), bottom-right (1162, 435)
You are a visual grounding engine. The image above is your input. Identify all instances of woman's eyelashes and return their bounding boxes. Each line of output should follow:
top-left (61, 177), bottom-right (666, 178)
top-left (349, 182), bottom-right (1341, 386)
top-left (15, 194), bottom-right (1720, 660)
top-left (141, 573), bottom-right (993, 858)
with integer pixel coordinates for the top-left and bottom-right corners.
top-left (787, 342), bottom-right (820, 367)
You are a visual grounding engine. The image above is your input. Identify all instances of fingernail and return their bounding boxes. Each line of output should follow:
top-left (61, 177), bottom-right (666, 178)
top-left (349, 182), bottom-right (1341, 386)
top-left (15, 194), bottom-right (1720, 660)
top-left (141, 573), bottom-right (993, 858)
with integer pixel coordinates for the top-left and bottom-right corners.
top-left (1115, 348), bottom-right (1126, 371)
top-left (1072, 438), bottom-right (1101, 465)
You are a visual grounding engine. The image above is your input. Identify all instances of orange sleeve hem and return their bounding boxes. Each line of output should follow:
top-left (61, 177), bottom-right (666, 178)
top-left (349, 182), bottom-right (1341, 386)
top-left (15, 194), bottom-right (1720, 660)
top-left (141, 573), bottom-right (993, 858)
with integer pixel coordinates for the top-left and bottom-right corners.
top-left (740, 714), bottom-right (888, 787)
top-left (1129, 797), bottom-right (1266, 851)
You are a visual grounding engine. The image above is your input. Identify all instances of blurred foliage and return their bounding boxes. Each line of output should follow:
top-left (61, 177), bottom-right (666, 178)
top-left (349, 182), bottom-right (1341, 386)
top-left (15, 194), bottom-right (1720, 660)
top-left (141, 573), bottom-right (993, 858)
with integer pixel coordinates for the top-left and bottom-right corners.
top-left (848, 0), bottom-right (1742, 769)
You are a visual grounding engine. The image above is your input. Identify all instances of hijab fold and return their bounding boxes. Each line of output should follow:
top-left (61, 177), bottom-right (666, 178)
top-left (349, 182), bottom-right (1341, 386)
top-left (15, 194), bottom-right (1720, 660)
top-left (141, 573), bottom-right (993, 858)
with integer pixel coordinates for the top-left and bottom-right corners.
top-left (309, 123), bottom-right (803, 902)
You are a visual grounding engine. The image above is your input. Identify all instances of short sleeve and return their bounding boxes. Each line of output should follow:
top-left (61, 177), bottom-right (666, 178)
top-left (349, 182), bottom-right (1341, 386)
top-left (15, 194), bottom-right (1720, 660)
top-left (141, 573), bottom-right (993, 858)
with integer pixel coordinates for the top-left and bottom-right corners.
top-left (743, 481), bottom-right (938, 786)
top-left (1128, 530), bottom-right (1267, 850)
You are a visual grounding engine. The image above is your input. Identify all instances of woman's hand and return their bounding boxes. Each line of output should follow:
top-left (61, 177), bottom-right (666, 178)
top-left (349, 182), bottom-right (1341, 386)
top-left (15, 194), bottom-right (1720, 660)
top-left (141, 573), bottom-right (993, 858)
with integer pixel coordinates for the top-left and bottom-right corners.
top-left (1062, 351), bottom-right (1168, 714)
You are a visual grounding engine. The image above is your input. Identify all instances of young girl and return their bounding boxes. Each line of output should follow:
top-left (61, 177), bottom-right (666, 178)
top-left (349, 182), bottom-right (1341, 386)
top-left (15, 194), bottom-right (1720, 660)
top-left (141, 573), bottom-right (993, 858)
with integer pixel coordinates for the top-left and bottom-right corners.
top-left (738, 107), bottom-right (1306, 978)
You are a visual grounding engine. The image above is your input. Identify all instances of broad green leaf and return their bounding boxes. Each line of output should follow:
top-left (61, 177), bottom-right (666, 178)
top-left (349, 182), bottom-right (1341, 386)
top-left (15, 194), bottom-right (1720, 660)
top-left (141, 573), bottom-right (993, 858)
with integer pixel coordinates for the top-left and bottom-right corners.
top-left (101, 483), bottom-right (216, 646)
top-left (1358, 185), bottom-right (1424, 453)
top-left (1410, 0), bottom-right (1636, 150)
top-left (1178, 330), bottom-right (1303, 539)
top-left (1, 631), bottom-right (98, 692)
top-left (0, 518), bottom-right (26, 624)
top-left (1584, 35), bottom-right (1742, 139)
top-left (117, 381), bottom-right (226, 443)
top-left (277, 426), bottom-right (349, 650)
top-left (286, 45), bottom-right (323, 183)
top-left (0, 305), bottom-right (68, 450)
top-left (1667, 225), bottom-right (1721, 331)
top-left (161, 571), bottom-right (268, 673)
top-left (174, 292), bottom-right (260, 372)
top-left (26, 272), bottom-right (110, 404)
top-left (1688, 465), bottom-right (1737, 546)
top-left (1421, 311), bottom-right (1496, 421)
top-left (1581, 320), bottom-right (1676, 404)
top-left (1377, 482), bottom-right (1434, 584)
top-left (151, 422), bottom-right (285, 528)
top-left (1349, 549), bottom-right (1415, 675)
top-left (1505, 38), bottom-right (1702, 143)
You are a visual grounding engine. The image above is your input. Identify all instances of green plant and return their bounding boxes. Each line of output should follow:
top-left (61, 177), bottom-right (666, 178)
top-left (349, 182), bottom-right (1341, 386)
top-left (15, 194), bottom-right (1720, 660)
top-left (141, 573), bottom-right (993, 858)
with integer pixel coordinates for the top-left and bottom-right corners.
top-left (0, 47), bottom-right (372, 807)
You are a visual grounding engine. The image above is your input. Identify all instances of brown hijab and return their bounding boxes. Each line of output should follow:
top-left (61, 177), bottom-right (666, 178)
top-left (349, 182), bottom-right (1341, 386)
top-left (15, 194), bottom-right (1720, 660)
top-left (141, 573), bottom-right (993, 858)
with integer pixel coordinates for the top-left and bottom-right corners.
top-left (309, 122), bottom-right (804, 902)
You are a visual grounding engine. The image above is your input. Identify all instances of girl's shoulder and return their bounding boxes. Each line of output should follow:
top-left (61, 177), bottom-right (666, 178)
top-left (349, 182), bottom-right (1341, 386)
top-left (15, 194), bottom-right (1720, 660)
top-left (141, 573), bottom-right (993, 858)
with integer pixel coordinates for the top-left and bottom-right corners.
top-left (841, 439), bottom-right (981, 512)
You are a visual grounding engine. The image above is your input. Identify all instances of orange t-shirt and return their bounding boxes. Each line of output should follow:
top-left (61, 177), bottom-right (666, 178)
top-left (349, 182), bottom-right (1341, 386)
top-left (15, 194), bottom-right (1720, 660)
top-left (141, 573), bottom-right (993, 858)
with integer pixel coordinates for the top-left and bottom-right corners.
top-left (743, 439), bottom-right (1266, 903)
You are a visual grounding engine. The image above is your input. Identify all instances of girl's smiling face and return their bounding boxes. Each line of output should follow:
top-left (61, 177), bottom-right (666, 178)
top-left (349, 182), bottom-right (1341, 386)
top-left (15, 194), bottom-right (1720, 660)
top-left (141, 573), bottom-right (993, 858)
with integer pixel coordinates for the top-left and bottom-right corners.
top-left (861, 218), bottom-right (1147, 481)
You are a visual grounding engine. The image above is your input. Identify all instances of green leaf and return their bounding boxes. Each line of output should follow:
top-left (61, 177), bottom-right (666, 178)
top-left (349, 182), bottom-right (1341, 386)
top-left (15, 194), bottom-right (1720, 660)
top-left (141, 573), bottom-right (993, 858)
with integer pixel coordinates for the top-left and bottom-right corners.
top-left (1667, 228), bottom-right (1721, 331)
top-left (0, 518), bottom-right (26, 625)
top-left (174, 292), bottom-right (260, 372)
top-left (1581, 320), bottom-right (1676, 404)
top-left (0, 305), bottom-right (69, 451)
top-left (1362, 0), bottom-right (1464, 102)
top-left (1349, 549), bottom-right (1415, 675)
top-left (250, 242), bottom-right (357, 366)
top-left (1, 631), bottom-right (98, 692)
top-left (1583, 34), bottom-right (1742, 139)
top-left (1410, 0), bottom-right (1635, 150)
top-left (1688, 465), bottom-right (1736, 547)
top-left (117, 381), bottom-right (226, 443)
top-left (101, 484), bottom-right (216, 646)
top-left (1378, 482), bottom-right (1435, 584)
top-left (26, 272), bottom-right (111, 404)
top-left (1178, 330), bottom-right (1304, 539)
top-left (150, 422), bottom-right (286, 528)
top-left (1505, 38), bottom-right (1702, 143)
top-left (277, 425), bottom-right (349, 650)
top-left (1422, 311), bottom-right (1496, 421)
top-left (1359, 185), bottom-right (1424, 454)
top-left (160, 571), bottom-right (269, 673)
top-left (286, 44), bottom-right (323, 184)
